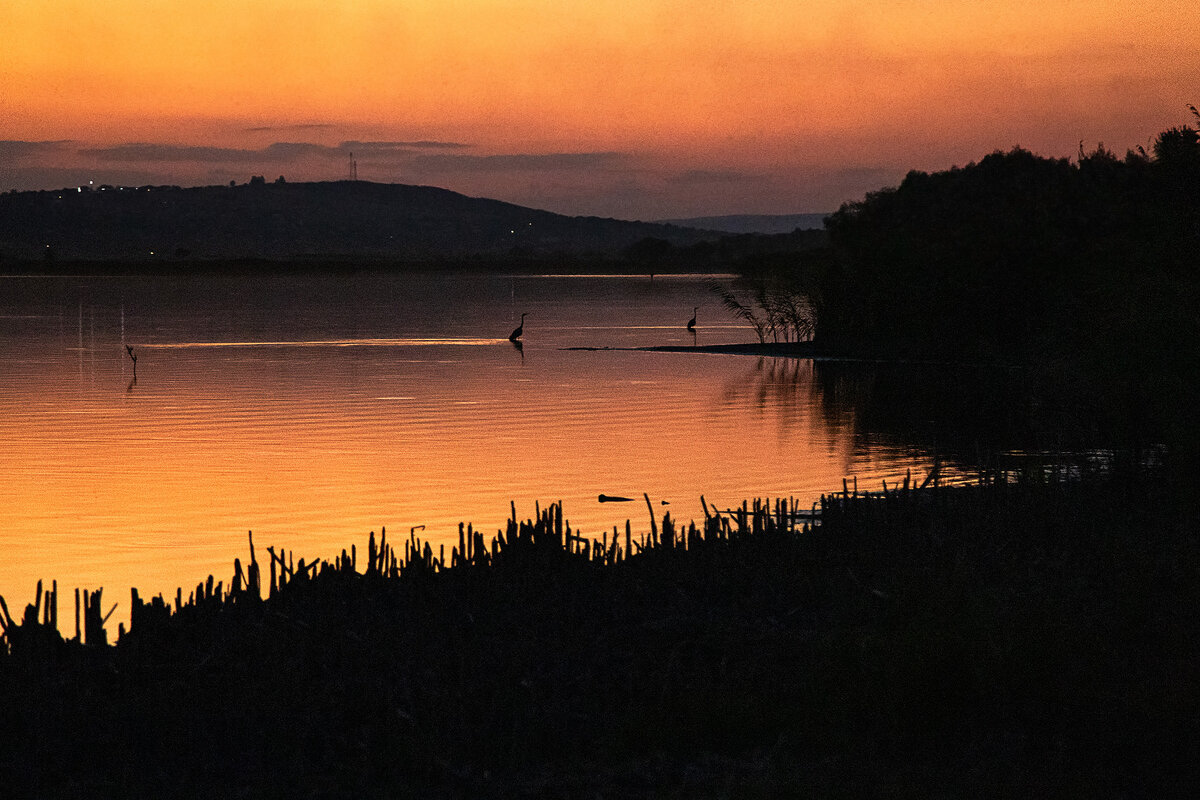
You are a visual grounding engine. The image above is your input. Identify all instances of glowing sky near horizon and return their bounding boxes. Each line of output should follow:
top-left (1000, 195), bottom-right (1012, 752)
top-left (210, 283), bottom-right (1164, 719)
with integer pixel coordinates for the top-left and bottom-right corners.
top-left (2, 1), bottom-right (1196, 217)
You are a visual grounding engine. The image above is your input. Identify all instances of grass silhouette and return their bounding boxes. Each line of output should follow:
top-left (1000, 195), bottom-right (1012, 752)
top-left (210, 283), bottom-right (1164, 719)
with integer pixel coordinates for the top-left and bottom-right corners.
top-left (2, 465), bottom-right (1197, 797)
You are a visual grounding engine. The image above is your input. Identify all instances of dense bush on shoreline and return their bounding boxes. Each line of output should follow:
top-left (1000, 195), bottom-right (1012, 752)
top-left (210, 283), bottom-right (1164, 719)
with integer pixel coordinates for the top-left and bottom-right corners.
top-left (811, 121), bottom-right (1200, 364)
top-left (765, 117), bottom-right (1200, 472)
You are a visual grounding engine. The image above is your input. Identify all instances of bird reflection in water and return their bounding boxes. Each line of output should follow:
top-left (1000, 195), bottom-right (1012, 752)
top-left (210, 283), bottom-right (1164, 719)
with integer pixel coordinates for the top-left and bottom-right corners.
top-left (125, 345), bottom-right (138, 393)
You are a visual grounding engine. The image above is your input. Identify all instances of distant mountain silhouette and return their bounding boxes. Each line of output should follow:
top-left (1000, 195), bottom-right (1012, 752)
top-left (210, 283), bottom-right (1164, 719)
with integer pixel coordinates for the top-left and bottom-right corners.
top-left (0, 181), bottom-right (718, 262)
top-left (656, 213), bottom-right (828, 235)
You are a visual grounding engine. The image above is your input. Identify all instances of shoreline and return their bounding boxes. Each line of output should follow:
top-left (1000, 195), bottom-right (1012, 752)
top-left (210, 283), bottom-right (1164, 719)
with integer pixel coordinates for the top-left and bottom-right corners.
top-left (2, 471), bottom-right (1195, 795)
top-left (563, 341), bottom-right (1024, 368)
top-left (563, 341), bottom-right (824, 358)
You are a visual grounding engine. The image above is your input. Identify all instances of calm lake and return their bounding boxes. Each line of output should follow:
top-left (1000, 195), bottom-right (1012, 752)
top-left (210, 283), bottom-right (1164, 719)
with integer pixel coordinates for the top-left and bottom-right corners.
top-left (0, 271), bottom-right (942, 625)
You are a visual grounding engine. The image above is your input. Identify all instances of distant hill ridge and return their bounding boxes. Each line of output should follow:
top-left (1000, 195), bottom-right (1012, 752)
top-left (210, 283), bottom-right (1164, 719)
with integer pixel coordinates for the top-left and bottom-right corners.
top-left (0, 180), bottom-right (718, 262)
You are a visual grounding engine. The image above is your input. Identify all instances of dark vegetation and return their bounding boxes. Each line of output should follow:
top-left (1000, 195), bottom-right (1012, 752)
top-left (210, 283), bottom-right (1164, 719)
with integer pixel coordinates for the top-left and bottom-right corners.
top-left (690, 116), bottom-right (1200, 371)
top-left (718, 115), bottom-right (1200, 471)
top-left (708, 281), bottom-right (817, 344)
top-left (809, 125), bottom-right (1200, 367)
top-left (3, 471), bottom-right (1196, 798)
top-left (623, 227), bottom-right (828, 275)
top-left (654, 213), bottom-right (828, 235)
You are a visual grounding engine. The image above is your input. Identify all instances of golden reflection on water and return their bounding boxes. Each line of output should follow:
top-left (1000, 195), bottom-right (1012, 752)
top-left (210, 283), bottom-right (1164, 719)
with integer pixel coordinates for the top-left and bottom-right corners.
top-left (0, 274), bottom-right (934, 630)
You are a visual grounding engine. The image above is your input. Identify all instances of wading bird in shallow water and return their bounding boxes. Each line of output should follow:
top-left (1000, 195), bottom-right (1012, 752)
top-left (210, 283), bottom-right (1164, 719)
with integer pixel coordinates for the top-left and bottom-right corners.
top-left (686, 307), bottom-right (697, 331)
top-left (509, 312), bottom-right (527, 342)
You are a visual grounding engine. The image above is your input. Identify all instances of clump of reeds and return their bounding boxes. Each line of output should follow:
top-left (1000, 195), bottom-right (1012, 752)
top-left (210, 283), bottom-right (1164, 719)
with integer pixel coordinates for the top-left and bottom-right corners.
top-left (709, 281), bottom-right (816, 344)
top-left (1, 464), bottom-right (1196, 797)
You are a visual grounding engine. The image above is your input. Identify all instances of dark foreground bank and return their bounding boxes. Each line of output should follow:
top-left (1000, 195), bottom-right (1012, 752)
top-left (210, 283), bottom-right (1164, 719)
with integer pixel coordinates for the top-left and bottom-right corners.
top-left (1, 469), bottom-right (1197, 798)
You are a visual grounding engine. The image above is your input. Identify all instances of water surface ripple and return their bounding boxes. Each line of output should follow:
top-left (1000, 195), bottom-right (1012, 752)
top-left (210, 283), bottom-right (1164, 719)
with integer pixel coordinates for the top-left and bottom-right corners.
top-left (0, 272), bottom-right (937, 624)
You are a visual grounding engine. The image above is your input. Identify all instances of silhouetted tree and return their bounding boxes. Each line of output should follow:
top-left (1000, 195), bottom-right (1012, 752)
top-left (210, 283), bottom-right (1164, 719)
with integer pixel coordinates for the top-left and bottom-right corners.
top-left (790, 114), bottom-right (1200, 462)
top-left (811, 118), bottom-right (1200, 362)
top-left (1152, 126), bottom-right (1200, 166)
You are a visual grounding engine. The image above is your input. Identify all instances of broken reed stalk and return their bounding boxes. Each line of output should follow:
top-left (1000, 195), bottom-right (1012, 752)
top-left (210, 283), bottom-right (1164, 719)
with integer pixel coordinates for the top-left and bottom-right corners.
top-left (644, 493), bottom-right (658, 543)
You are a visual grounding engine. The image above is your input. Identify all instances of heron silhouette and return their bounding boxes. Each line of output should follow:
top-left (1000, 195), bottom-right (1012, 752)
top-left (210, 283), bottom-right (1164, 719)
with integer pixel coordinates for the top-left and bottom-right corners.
top-left (686, 307), bottom-right (697, 332)
top-left (508, 312), bottom-right (528, 342)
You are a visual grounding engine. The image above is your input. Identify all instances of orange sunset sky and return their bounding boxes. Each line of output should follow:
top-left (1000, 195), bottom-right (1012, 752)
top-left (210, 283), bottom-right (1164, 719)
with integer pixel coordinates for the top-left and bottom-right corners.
top-left (1, 1), bottom-right (1196, 218)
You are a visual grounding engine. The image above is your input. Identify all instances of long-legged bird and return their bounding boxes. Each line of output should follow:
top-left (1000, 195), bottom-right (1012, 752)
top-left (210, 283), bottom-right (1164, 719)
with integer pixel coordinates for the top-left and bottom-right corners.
top-left (509, 312), bottom-right (528, 342)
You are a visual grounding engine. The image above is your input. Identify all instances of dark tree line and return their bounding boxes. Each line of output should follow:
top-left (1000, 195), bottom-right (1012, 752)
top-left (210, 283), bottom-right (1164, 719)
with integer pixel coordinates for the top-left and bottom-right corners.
top-left (784, 113), bottom-right (1200, 464)
top-left (804, 117), bottom-right (1200, 367)
top-left (624, 227), bottom-right (829, 273)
